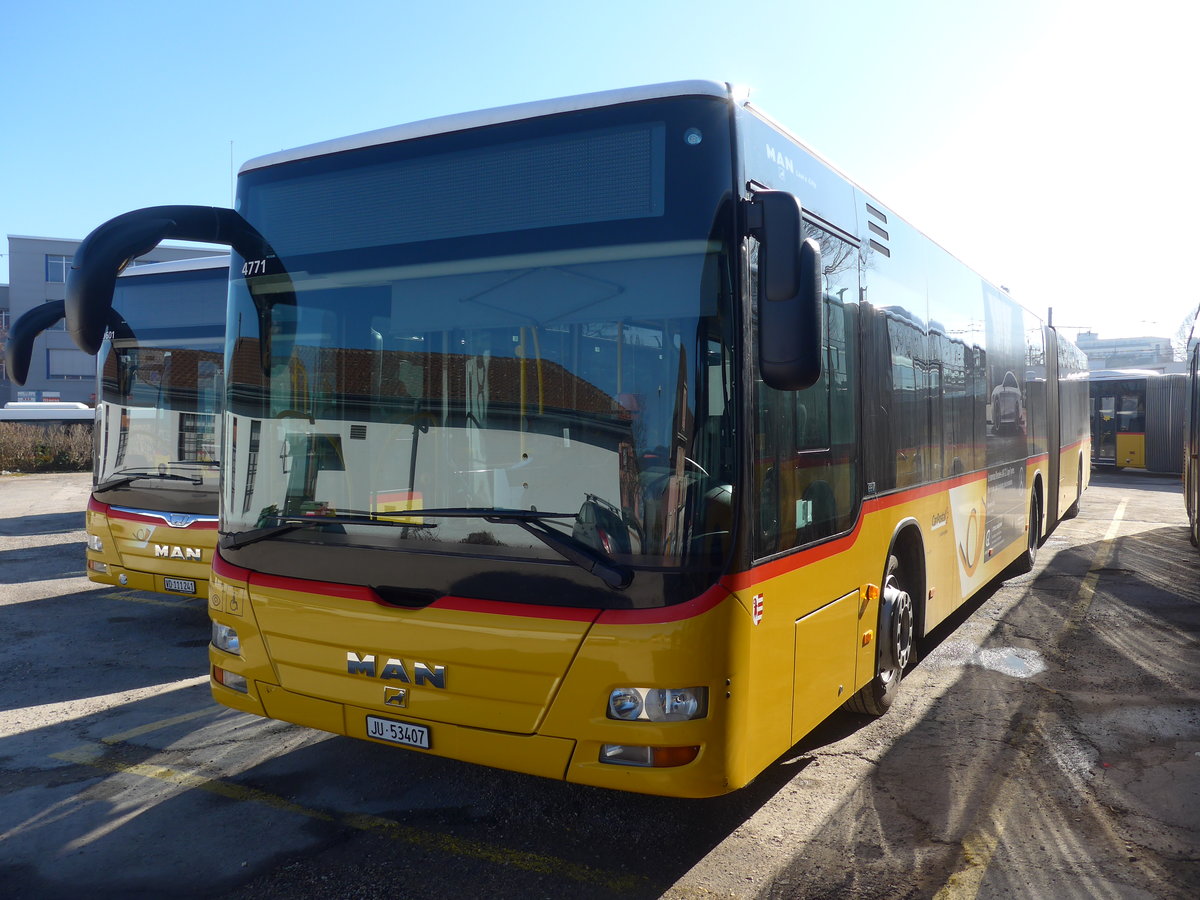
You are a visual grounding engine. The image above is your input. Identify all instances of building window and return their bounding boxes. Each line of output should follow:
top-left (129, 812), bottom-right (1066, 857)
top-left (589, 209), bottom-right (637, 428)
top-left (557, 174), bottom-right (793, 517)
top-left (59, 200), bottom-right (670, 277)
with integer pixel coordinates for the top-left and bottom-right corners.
top-left (47, 348), bottom-right (94, 380)
top-left (45, 254), bottom-right (73, 283)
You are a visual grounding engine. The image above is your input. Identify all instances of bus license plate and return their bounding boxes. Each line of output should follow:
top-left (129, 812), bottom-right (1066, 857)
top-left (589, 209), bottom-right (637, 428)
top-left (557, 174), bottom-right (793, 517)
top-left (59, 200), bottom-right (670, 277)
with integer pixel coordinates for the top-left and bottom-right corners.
top-left (366, 716), bottom-right (430, 749)
top-left (164, 577), bottom-right (196, 594)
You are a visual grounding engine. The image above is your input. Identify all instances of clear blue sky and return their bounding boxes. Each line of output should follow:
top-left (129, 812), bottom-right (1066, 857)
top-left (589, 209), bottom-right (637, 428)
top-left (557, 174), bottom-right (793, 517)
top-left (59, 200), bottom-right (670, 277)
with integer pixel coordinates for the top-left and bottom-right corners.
top-left (3, 0), bottom-right (1197, 342)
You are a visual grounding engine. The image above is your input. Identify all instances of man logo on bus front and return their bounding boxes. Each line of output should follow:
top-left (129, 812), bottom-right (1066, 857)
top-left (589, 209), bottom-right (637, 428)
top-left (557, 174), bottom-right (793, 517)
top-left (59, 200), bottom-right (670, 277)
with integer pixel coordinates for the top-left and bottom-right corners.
top-left (346, 652), bottom-right (446, 688)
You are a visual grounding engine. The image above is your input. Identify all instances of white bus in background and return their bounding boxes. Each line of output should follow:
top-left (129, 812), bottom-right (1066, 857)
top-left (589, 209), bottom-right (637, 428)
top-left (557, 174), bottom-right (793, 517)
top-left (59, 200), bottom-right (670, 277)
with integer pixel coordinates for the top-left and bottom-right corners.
top-left (0, 401), bottom-right (94, 424)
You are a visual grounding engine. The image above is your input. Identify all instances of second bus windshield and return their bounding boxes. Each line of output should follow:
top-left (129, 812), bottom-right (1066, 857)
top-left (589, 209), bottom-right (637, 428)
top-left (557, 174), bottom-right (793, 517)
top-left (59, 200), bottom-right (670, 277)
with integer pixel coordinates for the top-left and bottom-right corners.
top-left (97, 266), bottom-right (226, 487)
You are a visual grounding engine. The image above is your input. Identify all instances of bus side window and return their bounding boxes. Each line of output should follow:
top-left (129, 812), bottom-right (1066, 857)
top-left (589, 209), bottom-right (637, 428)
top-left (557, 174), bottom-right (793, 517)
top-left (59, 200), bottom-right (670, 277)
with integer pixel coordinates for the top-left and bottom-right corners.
top-left (754, 224), bottom-right (860, 558)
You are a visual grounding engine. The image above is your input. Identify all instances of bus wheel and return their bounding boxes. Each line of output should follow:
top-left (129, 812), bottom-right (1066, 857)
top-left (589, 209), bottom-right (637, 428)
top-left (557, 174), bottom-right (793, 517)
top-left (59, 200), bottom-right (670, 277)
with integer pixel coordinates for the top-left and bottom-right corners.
top-left (1062, 460), bottom-right (1083, 519)
top-left (848, 554), bottom-right (913, 716)
top-left (1010, 493), bottom-right (1041, 575)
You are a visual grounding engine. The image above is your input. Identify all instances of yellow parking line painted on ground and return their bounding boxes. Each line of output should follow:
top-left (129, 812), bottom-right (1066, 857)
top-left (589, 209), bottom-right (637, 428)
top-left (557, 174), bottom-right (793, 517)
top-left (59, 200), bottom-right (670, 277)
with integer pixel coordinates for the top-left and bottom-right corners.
top-left (52, 743), bottom-right (331, 819)
top-left (50, 741), bottom-right (647, 894)
top-left (99, 707), bottom-right (218, 745)
top-left (933, 500), bottom-right (1127, 900)
top-left (1065, 500), bottom-right (1128, 624)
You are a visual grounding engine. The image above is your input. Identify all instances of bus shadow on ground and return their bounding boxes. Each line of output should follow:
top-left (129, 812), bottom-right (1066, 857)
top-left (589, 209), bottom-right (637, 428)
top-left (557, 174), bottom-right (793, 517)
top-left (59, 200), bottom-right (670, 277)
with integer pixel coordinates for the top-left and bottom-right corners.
top-left (0, 510), bottom-right (85, 537)
top-left (0, 543), bottom-right (87, 585)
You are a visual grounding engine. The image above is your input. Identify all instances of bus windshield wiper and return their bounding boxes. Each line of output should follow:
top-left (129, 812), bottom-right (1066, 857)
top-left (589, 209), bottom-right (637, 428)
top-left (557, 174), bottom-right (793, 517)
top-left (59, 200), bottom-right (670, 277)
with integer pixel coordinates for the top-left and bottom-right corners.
top-left (219, 511), bottom-right (434, 550)
top-left (94, 471), bottom-right (206, 493)
top-left (411, 507), bottom-right (633, 590)
top-left (221, 507), bottom-right (633, 590)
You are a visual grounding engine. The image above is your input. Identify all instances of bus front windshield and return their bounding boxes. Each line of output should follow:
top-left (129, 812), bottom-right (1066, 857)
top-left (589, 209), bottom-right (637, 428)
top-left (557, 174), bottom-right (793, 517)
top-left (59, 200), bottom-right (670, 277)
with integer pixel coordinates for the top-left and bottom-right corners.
top-left (224, 97), bottom-right (738, 589)
top-left (96, 268), bottom-right (226, 491)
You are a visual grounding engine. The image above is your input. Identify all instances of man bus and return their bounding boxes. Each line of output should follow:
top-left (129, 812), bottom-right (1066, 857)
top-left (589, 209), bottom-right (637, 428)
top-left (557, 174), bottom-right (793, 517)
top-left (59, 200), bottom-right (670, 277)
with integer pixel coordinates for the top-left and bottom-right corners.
top-left (64, 82), bottom-right (1088, 797)
top-left (1088, 368), bottom-right (1187, 473)
top-left (6, 257), bottom-right (228, 599)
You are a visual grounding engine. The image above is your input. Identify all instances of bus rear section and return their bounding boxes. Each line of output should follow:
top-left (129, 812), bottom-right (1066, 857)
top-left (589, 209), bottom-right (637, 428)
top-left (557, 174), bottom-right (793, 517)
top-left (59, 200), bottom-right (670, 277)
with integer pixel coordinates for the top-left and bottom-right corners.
top-left (1089, 370), bottom-right (1187, 473)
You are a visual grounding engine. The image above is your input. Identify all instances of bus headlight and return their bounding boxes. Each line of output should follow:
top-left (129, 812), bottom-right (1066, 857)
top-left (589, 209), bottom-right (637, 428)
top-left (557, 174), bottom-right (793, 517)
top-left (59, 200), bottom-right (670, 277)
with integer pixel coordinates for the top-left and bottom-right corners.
top-left (211, 622), bottom-right (240, 654)
top-left (606, 686), bottom-right (708, 721)
top-left (645, 687), bottom-right (707, 722)
top-left (607, 687), bottom-right (644, 720)
top-left (87, 534), bottom-right (104, 552)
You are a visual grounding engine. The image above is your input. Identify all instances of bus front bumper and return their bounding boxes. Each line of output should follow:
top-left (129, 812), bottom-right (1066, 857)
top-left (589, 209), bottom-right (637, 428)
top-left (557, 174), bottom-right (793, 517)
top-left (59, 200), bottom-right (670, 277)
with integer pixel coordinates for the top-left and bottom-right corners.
top-left (209, 673), bottom-right (729, 798)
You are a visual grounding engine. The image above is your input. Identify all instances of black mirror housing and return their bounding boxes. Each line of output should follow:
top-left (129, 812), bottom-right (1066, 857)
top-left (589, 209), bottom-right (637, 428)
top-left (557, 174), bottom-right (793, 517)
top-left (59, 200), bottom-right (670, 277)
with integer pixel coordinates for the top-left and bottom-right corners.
top-left (5, 300), bottom-right (66, 386)
top-left (748, 192), bottom-right (824, 390)
top-left (755, 192), bottom-right (805, 302)
top-left (66, 205), bottom-right (267, 354)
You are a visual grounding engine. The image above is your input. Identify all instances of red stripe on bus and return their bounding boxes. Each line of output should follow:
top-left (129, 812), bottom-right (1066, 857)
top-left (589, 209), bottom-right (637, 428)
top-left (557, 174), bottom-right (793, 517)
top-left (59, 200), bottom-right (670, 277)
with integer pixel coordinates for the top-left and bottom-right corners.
top-left (214, 457), bottom-right (1055, 624)
top-left (722, 469), bottom-right (992, 590)
top-left (212, 551), bottom-right (253, 584)
top-left (250, 570), bottom-right (383, 604)
top-left (229, 566), bottom-right (603, 620)
top-left (597, 582), bottom-right (732, 625)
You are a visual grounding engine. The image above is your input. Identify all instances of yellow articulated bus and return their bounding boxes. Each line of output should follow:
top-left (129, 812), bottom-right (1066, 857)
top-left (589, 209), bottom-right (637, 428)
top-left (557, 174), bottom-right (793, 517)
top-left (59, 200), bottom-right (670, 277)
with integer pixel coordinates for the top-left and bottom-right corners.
top-left (66, 82), bottom-right (1089, 797)
top-left (1088, 369), bottom-right (1187, 474)
top-left (7, 257), bottom-right (228, 599)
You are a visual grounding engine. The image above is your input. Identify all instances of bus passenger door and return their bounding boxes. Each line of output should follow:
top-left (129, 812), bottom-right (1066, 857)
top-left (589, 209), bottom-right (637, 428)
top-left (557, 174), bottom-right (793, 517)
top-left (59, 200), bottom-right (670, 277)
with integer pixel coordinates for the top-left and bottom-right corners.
top-left (748, 221), bottom-right (864, 740)
top-left (1093, 393), bottom-right (1116, 464)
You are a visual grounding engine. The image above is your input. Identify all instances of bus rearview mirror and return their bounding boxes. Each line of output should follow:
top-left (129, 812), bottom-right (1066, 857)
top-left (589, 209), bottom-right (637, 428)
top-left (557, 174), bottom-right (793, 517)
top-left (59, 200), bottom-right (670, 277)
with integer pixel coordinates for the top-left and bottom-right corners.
top-left (5, 300), bottom-right (66, 386)
top-left (748, 191), bottom-right (823, 391)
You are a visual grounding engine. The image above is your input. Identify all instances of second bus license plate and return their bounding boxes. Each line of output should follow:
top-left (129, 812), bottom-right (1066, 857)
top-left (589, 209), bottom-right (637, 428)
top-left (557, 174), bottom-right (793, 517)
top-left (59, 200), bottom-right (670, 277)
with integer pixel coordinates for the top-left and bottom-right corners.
top-left (163, 577), bottom-right (196, 594)
top-left (365, 715), bottom-right (431, 749)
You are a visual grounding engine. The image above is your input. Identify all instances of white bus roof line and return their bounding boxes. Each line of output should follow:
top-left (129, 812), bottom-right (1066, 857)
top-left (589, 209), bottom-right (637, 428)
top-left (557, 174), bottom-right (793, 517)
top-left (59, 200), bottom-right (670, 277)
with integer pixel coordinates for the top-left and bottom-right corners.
top-left (119, 255), bottom-right (231, 278)
top-left (240, 80), bottom-right (735, 174)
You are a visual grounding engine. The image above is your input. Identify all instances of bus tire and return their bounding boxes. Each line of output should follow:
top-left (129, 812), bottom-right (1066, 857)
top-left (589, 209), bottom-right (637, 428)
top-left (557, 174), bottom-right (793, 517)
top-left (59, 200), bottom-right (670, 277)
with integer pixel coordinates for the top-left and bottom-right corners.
top-left (1062, 458), bottom-right (1083, 519)
top-left (847, 554), bottom-right (913, 716)
top-left (1010, 492), bottom-right (1041, 576)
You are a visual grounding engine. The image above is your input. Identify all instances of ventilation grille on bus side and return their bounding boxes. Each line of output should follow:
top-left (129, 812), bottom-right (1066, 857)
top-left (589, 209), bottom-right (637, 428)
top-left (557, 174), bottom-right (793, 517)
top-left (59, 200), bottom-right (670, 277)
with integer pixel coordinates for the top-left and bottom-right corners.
top-left (866, 202), bottom-right (891, 257)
